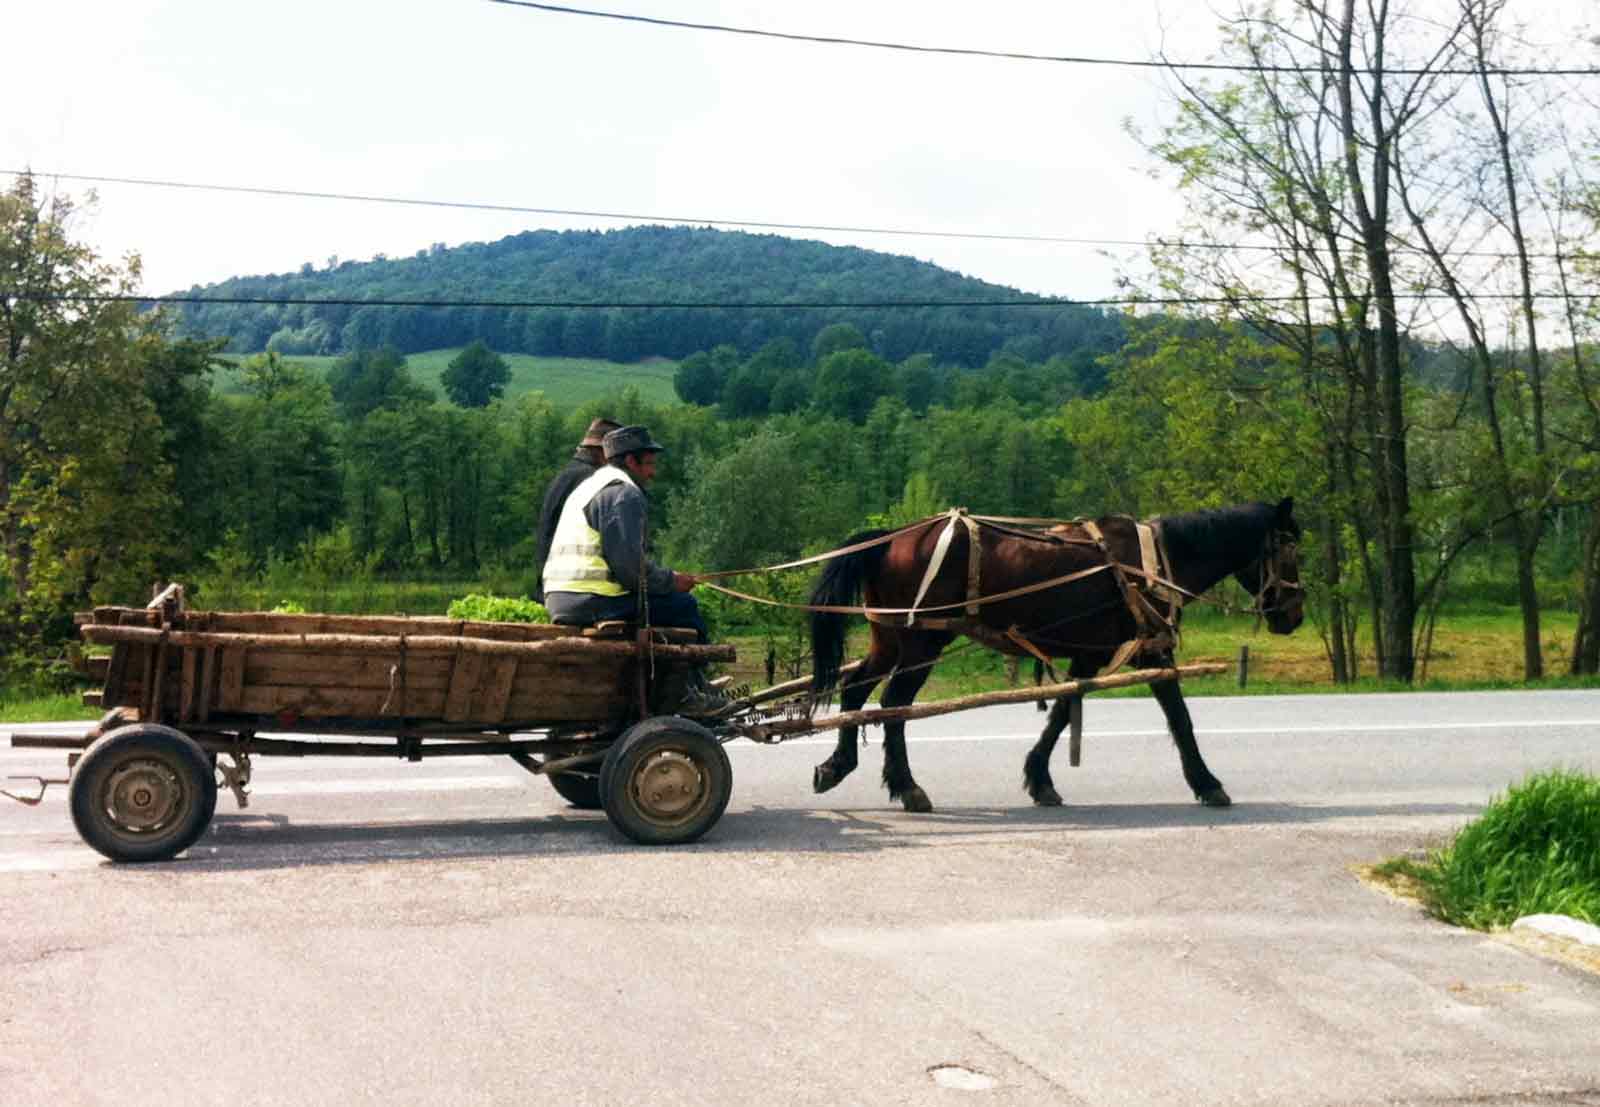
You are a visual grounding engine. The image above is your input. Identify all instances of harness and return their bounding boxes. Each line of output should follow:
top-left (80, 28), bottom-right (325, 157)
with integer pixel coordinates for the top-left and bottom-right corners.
top-left (698, 508), bottom-right (1298, 672)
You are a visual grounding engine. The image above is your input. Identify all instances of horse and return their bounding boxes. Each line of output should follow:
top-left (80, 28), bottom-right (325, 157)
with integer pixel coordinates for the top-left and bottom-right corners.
top-left (807, 498), bottom-right (1304, 812)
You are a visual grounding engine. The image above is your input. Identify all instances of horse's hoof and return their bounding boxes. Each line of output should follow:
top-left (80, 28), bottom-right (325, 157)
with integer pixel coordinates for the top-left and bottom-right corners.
top-left (1198, 786), bottom-right (1232, 807)
top-left (1033, 787), bottom-right (1063, 807)
top-left (901, 787), bottom-right (933, 813)
top-left (814, 763), bottom-right (842, 794)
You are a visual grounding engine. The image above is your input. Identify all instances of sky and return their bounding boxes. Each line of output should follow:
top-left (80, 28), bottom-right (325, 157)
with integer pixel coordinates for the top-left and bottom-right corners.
top-left (5, 0), bottom-right (1596, 304)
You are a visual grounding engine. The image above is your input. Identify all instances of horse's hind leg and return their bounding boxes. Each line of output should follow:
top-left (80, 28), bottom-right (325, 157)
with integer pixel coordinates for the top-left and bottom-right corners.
top-left (813, 645), bottom-right (892, 794)
top-left (877, 664), bottom-right (936, 813)
top-left (1024, 657), bottom-right (1094, 806)
top-left (1024, 696), bottom-right (1073, 806)
top-left (1150, 676), bottom-right (1230, 807)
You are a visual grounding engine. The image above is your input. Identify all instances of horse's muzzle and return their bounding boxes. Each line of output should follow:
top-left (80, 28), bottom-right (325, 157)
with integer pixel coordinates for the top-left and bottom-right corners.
top-left (1263, 587), bottom-right (1305, 634)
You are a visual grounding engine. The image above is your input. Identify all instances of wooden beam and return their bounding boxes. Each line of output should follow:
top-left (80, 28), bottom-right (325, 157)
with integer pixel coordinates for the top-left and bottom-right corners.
top-left (443, 648), bottom-right (487, 722)
top-left (179, 647), bottom-right (198, 721)
top-left (80, 624), bottom-right (735, 663)
top-left (197, 646), bottom-right (217, 722)
top-left (218, 648), bottom-right (247, 711)
top-left (481, 655), bottom-right (519, 723)
top-left (745, 663), bottom-right (1229, 739)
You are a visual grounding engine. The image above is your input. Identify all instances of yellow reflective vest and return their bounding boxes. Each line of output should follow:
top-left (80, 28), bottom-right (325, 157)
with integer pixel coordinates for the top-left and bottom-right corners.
top-left (541, 465), bottom-right (636, 597)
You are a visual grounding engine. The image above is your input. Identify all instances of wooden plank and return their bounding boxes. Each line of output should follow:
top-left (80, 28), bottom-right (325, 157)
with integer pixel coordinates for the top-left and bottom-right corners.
top-left (197, 646), bottom-right (217, 722)
top-left (235, 685), bottom-right (448, 720)
top-left (82, 691), bottom-right (103, 707)
top-left (184, 611), bottom-right (579, 640)
top-left (480, 655), bottom-right (519, 723)
top-left (179, 647), bottom-right (198, 721)
top-left (80, 623), bottom-right (735, 663)
top-left (244, 652), bottom-right (452, 691)
top-left (103, 644), bottom-right (130, 706)
top-left (218, 648), bottom-right (247, 711)
top-left (139, 643), bottom-right (158, 721)
top-left (444, 649), bottom-right (487, 722)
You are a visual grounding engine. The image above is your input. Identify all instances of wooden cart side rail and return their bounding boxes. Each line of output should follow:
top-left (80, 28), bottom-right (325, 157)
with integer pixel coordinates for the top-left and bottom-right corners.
top-left (737, 662), bottom-right (1230, 741)
top-left (79, 624), bottom-right (735, 663)
top-left (80, 606), bottom-right (699, 643)
top-left (7, 730), bottom-right (607, 760)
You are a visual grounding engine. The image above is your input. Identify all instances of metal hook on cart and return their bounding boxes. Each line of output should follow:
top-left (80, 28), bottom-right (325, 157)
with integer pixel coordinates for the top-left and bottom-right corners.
top-left (2, 775), bottom-right (69, 807)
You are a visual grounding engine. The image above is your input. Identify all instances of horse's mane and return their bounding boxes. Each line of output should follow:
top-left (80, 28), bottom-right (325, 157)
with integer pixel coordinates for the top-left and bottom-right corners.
top-left (1156, 502), bottom-right (1275, 562)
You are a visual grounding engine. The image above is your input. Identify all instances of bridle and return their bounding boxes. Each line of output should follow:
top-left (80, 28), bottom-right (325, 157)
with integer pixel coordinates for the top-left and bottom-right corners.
top-left (1251, 529), bottom-right (1304, 619)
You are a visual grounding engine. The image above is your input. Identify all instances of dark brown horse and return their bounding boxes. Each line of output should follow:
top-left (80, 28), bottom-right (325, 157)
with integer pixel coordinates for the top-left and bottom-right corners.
top-left (808, 499), bottom-right (1304, 811)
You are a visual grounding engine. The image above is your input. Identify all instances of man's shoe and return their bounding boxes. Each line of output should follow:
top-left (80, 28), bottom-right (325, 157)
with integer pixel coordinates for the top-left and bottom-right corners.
top-left (675, 688), bottom-right (733, 717)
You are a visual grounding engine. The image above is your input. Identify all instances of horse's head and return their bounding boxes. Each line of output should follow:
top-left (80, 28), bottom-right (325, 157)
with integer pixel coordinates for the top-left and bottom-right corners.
top-left (1233, 497), bottom-right (1304, 634)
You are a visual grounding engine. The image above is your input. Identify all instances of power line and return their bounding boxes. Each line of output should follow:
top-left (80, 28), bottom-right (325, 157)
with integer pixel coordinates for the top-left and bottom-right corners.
top-left (7, 291), bottom-right (1592, 310)
top-left (487, 1), bottom-right (1600, 78)
top-left (4, 169), bottom-right (1579, 262)
top-left (0, 168), bottom-right (1192, 251)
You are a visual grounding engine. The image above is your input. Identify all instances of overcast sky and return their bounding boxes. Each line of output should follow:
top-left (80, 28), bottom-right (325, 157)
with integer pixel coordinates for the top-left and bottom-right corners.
top-left (5, 1), bottom-right (1594, 303)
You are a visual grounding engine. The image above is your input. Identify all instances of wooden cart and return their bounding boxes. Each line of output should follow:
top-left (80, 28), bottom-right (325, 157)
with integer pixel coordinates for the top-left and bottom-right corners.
top-left (9, 586), bottom-right (737, 860)
top-left (6, 587), bottom-right (1225, 863)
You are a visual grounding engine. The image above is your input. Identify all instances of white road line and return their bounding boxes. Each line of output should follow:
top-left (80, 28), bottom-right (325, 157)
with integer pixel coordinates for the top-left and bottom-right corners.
top-left (748, 718), bottom-right (1600, 747)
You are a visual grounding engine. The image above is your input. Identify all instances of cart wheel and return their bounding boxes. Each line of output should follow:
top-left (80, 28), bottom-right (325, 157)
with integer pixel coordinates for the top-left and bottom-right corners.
top-left (509, 752), bottom-right (602, 809)
top-left (599, 716), bottom-right (731, 845)
top-left (69, 724), bottom-right (218, 863)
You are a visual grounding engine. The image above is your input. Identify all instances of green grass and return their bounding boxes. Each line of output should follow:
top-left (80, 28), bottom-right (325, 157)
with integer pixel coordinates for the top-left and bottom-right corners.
top-left (216, 349), bottom-right (679, 408)
top-left (1378, 770), bottom-right (1600, 930)
top-left (0, 691), bottom-right (98, 724)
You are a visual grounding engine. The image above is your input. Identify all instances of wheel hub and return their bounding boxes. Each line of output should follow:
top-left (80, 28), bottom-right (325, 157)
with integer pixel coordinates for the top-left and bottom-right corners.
top-left (631, 750), bottom-right (704, 822)
top-left (103, 760), bottom-right (183, 834)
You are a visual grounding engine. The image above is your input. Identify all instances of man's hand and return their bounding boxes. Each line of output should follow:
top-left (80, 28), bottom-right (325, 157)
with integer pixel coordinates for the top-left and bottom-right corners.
top-left (672, 572), bottom-right (698, 592)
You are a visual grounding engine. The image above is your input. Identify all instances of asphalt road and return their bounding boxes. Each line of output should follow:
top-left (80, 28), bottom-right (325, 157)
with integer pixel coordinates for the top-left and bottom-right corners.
top-left (2, 690), bottom-right (1599, 1106)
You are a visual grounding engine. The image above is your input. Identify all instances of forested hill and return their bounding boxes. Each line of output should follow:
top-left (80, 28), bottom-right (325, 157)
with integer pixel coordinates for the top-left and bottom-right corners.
top-left (172, 225), bottom-right (1123, 368)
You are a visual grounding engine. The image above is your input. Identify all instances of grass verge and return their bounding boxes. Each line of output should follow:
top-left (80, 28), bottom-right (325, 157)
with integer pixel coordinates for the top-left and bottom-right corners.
top-left (1372, 769), bottom-right (1600, 930)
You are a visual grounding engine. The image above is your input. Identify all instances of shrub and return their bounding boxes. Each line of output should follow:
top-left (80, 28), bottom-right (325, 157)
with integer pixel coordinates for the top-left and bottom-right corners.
top-left (1410, 769), bottom-right (1600, 929)
top-left (447, 593), bottom-right (550, 623)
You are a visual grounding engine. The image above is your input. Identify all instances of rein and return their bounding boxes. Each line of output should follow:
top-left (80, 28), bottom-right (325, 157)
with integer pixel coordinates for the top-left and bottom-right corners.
top-left (693, 509), bottom-right (1298, 634)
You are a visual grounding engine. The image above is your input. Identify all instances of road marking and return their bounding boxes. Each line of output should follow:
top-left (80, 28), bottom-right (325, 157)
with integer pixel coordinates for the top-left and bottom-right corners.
top-left (751, 718), bottom-right (1600, 747)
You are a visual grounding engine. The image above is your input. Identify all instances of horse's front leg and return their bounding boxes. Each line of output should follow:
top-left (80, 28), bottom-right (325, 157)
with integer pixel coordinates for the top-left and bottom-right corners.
top-left (813, 653), bottom-right (889, 794)
top-left (1149, 676), bottom-right (1230, 807)
top-left (878, 665), bottom-right (935, 812)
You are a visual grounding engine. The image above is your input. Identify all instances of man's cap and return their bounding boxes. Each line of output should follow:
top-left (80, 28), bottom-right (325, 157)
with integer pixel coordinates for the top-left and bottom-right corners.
top-left (579, 417), bottom-right (622, 448)
top-left (604, 425), bottom-right (666, 461)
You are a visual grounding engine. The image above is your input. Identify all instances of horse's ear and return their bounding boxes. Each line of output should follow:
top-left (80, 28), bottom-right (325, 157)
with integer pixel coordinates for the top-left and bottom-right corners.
top-left (1275, 496), bottom-right (1295, 524)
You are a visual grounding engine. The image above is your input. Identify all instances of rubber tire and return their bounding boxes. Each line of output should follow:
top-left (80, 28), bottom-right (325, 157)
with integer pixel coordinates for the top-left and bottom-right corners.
top-left (508, 751), bottom-right (603, 809)
top-left (599, 716), bottom-right (732, 845)
top-left (69, 724), bottom-right (218, 863)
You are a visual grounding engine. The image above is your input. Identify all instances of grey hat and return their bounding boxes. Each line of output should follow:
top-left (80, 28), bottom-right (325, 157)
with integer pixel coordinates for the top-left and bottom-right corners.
top-left (603, 424), bottom-right (666, 461)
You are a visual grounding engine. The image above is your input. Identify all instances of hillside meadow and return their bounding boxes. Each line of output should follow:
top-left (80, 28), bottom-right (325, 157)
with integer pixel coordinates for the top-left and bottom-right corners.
top-left (217, 349), bottom-right (678, 408)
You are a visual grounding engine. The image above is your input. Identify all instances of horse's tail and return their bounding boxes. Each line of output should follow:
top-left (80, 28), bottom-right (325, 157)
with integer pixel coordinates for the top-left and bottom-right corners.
top-left (810, 530), bottom-right (892, 693)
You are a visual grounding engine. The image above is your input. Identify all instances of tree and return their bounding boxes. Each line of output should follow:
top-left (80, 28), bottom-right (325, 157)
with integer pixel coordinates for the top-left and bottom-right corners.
top-left (327, 347), bottom-right (431, 420)
top-left (1133, 0), bottom-right (1523, 681)
top-left (813, 348), bottom-right (890, 423)
top-left (672, 344), bottom-right (739, 406)
top-left (811, 322), bottom-right (868, 363)
top-left (441, 340), bottom-right (511, 408)
top-left (0, 174), bottom-right (177, 635)
top-left (217, 354), bottom-right (342, 560)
